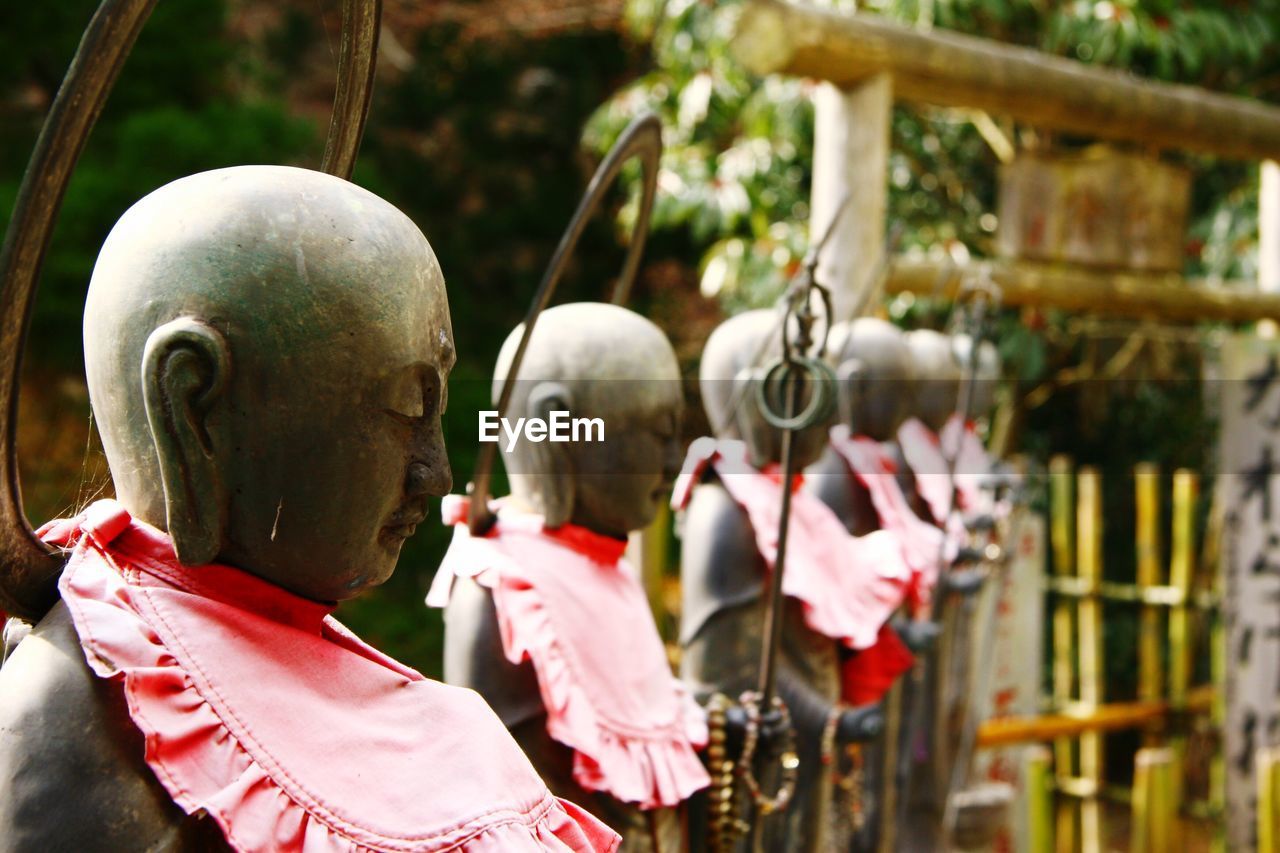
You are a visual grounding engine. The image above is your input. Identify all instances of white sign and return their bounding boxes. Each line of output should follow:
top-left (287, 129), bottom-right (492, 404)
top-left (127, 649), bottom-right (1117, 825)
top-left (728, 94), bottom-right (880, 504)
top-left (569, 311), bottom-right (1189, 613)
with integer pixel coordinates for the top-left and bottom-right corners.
top-left (970, 510), bottom-right (1046, 853)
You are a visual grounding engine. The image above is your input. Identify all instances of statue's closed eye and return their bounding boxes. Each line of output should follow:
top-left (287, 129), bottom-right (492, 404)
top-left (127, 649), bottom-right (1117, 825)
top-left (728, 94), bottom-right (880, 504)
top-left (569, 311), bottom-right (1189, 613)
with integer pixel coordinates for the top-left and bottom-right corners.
top-left (384, 375), bottom-right (437, 425)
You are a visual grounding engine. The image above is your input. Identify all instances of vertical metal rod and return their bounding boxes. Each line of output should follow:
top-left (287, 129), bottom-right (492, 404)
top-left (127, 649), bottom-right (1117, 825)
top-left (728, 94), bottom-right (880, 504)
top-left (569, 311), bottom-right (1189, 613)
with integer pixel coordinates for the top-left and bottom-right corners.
top-left (876, 681), bottom-right (902, 853)
top-left (1048, 454), bottom-right (1077, 852)
top-left (1077, 467), bottom-right (1105, 853)
top-left (757, 376), bottom-right (802, 704)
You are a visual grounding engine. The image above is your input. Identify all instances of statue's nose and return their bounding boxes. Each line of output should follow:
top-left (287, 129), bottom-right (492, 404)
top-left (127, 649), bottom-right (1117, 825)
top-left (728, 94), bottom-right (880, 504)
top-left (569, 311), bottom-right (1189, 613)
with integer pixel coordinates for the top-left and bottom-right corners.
top-left (406, 459), bottom-right (452, 498)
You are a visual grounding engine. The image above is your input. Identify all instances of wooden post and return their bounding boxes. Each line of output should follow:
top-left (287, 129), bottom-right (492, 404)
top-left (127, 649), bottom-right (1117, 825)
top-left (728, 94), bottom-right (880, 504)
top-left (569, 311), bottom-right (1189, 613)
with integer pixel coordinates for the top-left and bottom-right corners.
top-left (1262, 160), bottom-right (1280, 336)
top-left (1134, 464), bottom-right (1163, 728)
top-left (1048, 455), bottom-right (1077, 851)
top-left (811, 76), bottom-right (892, 320)
top-left (1077, 467), bottom-right (1105, 853)
top-left (1131, 747), bottom-right (1177, 853)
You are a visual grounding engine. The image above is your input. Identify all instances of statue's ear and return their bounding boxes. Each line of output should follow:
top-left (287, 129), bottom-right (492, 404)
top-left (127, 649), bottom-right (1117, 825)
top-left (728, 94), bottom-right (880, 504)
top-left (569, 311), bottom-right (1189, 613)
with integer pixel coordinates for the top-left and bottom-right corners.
top-left (141, 318), bottom-right (230, 565)
top-left (522, 381), bottom-right (574, 527)
top-left (837, 357), bottom-right (867, 428)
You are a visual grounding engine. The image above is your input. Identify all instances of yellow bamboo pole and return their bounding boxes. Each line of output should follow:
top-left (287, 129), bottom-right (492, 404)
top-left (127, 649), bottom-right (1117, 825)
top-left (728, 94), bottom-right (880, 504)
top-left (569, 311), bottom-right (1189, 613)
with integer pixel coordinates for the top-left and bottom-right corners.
top-left (1132, 748), bottom-right (1177, 853)
top-left (1168, 472), bottom-right (1197, 708)
top-left (1168, 470), bottom-right (1198, 820)
top-left (1261, 748), bottom-right (1280, 853)
top-left (1260, 748), bottom-right (1280, 853)
top-left (880, 258), bottom-right (1280, 326)
top-left (1028, 746), bottom-right (1055, 852)
top-left (1077, 467), bottom-right (1105, 853)
top-left (976, 686), bottom-right (1216, 747)
top-left (1049, 455), bottom-right (1077, 851)
top-left (1134, 464), bottom-right (1163, 740)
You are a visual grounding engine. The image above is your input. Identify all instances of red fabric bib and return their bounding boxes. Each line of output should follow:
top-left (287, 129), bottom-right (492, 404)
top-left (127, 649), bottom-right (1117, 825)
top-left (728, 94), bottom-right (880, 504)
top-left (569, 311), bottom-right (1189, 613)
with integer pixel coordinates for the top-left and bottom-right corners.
top-left (428, 497), bottom-right (709, 811)
top-left (939, 413), bottom-right (996, 516)
top-left (896, 417), bottom-right (955, 524)
top-left (671, 438), bottom-right (911, 653)
top-left (827, 426), bottom-right (946, 599)
top-left (43, 500), bottom-right (618, 853)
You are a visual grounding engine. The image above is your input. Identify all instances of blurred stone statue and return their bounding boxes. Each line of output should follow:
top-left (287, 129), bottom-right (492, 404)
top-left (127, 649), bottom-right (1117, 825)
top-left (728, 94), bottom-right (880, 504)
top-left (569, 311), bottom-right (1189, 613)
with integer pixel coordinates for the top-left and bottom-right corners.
top-left (429, 302), bottom-right (710, 852)
top-left (674, 309), bottom-right (910, 852)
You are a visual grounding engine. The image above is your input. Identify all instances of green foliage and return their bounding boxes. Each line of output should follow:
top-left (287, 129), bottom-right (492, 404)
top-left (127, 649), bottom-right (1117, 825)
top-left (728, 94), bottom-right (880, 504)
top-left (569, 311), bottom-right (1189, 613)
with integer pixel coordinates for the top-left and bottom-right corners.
top-left (0, 0), bottom-right (317, 370)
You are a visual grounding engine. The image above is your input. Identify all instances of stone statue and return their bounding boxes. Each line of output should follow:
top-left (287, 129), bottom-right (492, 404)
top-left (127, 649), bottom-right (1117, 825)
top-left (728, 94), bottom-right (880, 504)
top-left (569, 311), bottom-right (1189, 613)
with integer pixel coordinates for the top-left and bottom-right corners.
top-left (896, 329), bottom-right (964, 525)
top-left (804, 318), bottom-right (951, 852)
top-left (0, 167), bottom-right (617, 852)
top-left (806, 318), bottom-right (918, 536)
top-left (429, 302), bottom-right (710, 852)
top-left (675, 309), bottom-right (904, 853)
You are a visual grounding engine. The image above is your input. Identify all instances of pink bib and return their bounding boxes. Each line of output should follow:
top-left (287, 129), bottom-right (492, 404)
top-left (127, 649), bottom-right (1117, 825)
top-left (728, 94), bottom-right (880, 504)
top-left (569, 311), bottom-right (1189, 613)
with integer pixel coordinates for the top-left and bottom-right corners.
top-left (427, 497), bottom-right (710, 810)
top-left (828, 425), bottom-right (944, 597)
top-left (671, 438), bottom-right (911, 651)
top-left (939, 413), bottom-right (996, 516)
top-left (896, 417), bottom-right (956, 524)
top-left (44, 500), bottom-right (618, 853)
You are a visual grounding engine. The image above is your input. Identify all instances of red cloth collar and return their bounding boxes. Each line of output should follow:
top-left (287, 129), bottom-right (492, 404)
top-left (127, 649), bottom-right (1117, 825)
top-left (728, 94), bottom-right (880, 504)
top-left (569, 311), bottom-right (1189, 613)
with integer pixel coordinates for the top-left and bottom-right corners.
top-left (439, 496), bottom-right (627, 566)
top-left (760, 463), bottom-right (805, 492)
top-left (44, 500), bottom-right (619, 853)
top-left (542, 522), bottom-right (628, 566)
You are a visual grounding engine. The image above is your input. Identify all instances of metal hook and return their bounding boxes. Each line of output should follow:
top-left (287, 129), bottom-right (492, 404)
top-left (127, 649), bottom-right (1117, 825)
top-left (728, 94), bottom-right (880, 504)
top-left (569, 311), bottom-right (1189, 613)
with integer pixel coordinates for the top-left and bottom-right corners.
top-left (0, 0), bottom-right (383, 621)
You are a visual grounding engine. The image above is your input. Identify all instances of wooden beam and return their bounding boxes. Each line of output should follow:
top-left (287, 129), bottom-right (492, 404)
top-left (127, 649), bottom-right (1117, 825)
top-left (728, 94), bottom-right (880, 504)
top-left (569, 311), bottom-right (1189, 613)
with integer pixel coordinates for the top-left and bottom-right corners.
top-left (976, 686), bottom-right (1216, 748)
top-left (883, 258), bottom-right (1280, 324)
top-left (734, 0), bottom-right (1280, 161)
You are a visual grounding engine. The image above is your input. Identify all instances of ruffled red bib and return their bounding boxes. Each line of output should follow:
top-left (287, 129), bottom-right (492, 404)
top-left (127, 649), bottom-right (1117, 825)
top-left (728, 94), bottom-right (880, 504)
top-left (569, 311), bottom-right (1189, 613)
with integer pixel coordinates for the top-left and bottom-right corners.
top-left (671, 438), bottom-right (911, 652)
top-left (43, 500), bottom-right (618, 853)
top-left (896, 417), bottom-right (955, 524)
top-left (828, 426), bottom-right (946, 599)
top-left (938, 413), bottom-right (997, 516)
top-left (427, 497), bottom-right (709, 810)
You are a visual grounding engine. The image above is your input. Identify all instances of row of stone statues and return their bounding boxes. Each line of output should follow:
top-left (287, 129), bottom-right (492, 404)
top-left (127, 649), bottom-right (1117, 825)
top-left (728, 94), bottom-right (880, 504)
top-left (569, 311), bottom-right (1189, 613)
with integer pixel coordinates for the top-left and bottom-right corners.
top-left (0, 165), bottom-right (1006, 852)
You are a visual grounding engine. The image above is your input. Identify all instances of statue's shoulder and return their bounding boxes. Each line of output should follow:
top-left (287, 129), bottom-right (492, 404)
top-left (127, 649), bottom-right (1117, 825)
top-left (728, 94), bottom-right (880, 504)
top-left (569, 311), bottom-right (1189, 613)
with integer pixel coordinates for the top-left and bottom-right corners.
top-left (0, 601), bottom-right (212, 851)
top-left (678, 479), bottom-right (765, 645)
top-left (682, 477), bottom-right (761, 567)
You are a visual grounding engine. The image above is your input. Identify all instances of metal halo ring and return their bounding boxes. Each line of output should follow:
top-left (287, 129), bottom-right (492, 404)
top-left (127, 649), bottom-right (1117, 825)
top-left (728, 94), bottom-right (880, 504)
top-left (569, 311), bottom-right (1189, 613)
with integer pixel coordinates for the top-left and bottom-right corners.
top-left (753, 356), bottom-right (837, 432)
top-left (466, 112), bottom-right (663, 535)
top-left (0, 0), bottom-right (382, 621)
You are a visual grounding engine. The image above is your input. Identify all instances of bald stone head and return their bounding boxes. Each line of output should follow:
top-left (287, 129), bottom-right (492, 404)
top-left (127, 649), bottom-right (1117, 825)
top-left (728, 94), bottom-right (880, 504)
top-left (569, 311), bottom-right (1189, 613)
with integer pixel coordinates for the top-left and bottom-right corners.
top-left (494, 302), bottom-right (683, 538)
top-left (699, 308), bottom-right (832, 469)
top-left (830, 318), bottom-right (916, 441)
top-left (84, 165), bottom-right (455, 601)
top-left (952, 334), bottom-right (1001, 417)
top-left (905, 329), bottom-right (961, 432)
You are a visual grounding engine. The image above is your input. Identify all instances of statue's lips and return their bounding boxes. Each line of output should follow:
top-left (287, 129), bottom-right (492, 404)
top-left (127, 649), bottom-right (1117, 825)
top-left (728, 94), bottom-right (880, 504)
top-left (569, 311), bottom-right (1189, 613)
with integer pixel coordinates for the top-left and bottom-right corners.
top-left (382, 506), bottom-right (428, 540)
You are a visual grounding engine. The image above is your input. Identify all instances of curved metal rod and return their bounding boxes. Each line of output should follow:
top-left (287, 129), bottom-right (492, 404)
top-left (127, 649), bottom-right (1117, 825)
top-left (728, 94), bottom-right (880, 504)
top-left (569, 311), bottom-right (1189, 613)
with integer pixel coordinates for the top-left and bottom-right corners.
top-left (322, 0), bottom-right (382, 180)
top-left (0, 0), bottom-right (382, 621)
top-left (467, 112), bottom-right (663, 535)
